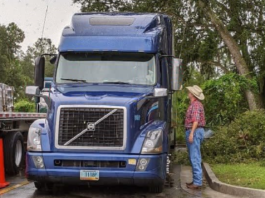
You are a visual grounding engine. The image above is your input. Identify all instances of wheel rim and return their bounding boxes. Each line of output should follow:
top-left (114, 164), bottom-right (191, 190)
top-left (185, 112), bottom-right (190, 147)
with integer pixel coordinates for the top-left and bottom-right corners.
top-left (15, 140), bottom-right (23, 167)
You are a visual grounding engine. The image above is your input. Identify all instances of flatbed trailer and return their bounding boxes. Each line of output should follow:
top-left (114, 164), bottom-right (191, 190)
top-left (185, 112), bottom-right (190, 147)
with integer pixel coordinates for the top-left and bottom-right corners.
top-left (0, 112), bottom-right (46, 176)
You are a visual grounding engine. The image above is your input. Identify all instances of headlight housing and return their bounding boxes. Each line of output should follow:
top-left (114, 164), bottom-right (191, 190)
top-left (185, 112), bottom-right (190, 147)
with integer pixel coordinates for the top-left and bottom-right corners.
top-left (141, 129), bottom-right (163, 154)
top-left (27, 127), bottom-right (42, 151)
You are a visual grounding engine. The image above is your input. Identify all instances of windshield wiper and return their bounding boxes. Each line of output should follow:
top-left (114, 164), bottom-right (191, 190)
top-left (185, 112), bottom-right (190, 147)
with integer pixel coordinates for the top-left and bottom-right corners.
top-left (103, 81), bottom-right (131, 84)
top-left (61, 78), bottom-right (87, 83)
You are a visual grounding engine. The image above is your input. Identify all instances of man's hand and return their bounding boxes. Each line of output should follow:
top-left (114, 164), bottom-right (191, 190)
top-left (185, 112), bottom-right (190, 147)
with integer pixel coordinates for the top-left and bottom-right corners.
top-left (188, 133), bottom-right (194, 144)
top-left (188, 121), bottom-right (198, 144)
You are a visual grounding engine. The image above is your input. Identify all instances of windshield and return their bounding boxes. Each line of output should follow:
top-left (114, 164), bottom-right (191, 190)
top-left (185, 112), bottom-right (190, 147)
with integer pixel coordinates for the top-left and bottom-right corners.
top-left (56, 53), bottom-right (156, 85)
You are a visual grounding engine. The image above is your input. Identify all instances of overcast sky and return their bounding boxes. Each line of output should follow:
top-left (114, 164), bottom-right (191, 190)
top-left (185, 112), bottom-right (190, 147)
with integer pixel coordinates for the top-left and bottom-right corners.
top-left (0, 0), bottom-right (81, 52)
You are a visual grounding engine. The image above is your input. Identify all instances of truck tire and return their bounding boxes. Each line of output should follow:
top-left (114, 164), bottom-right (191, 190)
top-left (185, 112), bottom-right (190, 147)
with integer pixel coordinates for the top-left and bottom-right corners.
top-left (3, 131), bottom-right (25, 176)
top-left (34, 182), bottom-right (44, 191)
top-left (34, 182), bottom-right (53, 192)
top-left (149, 184), bottom-right (164, 193)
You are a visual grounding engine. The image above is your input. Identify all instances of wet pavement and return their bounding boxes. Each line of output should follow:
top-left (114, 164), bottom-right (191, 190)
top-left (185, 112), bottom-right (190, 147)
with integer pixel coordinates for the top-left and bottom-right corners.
top-left (0, 165), bottom-right (239, 198)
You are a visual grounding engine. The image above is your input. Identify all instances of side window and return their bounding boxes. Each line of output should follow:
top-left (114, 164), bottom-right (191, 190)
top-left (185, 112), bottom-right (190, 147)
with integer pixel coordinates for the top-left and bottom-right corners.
top-left (44, 82), bottom-right (51, 89)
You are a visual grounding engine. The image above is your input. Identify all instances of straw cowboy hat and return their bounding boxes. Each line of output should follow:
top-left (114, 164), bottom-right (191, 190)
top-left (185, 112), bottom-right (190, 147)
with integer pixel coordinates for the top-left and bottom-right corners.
top-left (186, 85), bottom-right (205, 100)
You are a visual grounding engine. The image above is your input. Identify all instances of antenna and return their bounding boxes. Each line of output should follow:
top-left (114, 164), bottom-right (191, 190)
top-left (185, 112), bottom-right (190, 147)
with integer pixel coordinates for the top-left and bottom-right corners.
top-left (41, 4), bottom-right (48, 39)
top-left (40, 3), bottom-right (49, 53)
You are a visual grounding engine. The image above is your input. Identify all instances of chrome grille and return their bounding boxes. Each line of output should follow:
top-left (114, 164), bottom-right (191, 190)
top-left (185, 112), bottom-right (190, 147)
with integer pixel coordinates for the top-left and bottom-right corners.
top-left (58, 107), bottom-right (124, 147)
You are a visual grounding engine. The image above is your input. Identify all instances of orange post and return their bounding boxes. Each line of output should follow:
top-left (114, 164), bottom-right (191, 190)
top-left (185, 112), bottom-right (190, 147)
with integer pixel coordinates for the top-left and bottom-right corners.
top-left (0, 138), bottom-right (9, 188)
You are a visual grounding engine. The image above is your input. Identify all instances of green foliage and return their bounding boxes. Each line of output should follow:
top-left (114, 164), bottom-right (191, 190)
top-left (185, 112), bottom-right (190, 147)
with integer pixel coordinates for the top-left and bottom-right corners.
top-left (176, 131), bottom-right (185, 144)
top-left (14, 99), bottom-right (36, 112)
top-left (172, 89), bottom-right (189, 144)
top-left (198, 32), bottom-right (218, 62)
top-left (0, 23), bottom-right (25, 84)
top-left (173, 72), bottom-right (253, 145)
top-left (174, 150), bottom-right (190, 165)
top-left (4, 60), bottom-right (32, 99)
top-left (6, 22), bottom-right (25, 56)
top-left (0, 22), bottom-right (56, 101)
top-left (25, 38), bottom-right (56, 77)
top-left (202, 73), bottom-right (258, 126)
top-left (202, 110), bottom-right (265, 163)
top-left (73, 0), bottom-right (133, 12)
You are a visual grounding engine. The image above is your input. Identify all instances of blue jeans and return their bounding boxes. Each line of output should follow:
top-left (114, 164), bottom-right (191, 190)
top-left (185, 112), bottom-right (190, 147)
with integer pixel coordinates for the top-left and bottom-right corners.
top-left (186, 128), bottom-right (204, 186)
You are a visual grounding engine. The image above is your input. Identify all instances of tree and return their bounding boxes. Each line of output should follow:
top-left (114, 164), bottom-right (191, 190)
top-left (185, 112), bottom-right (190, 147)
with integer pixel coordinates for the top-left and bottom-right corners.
top-left (0, 23), bottom-right (27, 99)
top-left (73, 0), bottom-right (265, 110)
top-left (5, 23), bottom-right (25, 60)
top-left (0, 25), bottom-right (9, 82)
top-left (196, 0), bottom-right (264, 110)
top-left (23, 38), bottom-right (57, 78)
top-left (73, 0), bottom-right (132, 12)
top-left (0, 24), bottom-right (56, 100)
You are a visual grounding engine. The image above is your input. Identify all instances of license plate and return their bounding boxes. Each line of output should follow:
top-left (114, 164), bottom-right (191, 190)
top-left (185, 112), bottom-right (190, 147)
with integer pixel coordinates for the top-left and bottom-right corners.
top-left (80, 170), bottom-right (99, 181)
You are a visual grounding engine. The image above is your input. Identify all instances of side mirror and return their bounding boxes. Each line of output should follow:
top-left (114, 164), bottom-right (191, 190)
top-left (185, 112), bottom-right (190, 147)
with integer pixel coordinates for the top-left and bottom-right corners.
top-left (25, 86), bottom-right (40, 96)
top-left (25, 86), bottom-right (51, 108)
top-left (34, 56), bottom-right (45, 90)
top-left (154, 88), bottom-right (168, 97)
top-left (172, 58), bottom-right (183, 91)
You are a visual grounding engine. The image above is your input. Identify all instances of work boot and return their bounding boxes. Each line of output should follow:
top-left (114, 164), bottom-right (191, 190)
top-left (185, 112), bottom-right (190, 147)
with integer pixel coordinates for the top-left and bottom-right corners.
top-left (187, 184), bottom-right (201, 190)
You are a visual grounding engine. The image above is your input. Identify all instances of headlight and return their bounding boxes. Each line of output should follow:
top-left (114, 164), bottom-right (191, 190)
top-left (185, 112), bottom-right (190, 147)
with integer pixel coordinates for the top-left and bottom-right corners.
top-left (27, 127), bottom-right (42, 151)
top-left (141, 129), bottom-right (163, 154)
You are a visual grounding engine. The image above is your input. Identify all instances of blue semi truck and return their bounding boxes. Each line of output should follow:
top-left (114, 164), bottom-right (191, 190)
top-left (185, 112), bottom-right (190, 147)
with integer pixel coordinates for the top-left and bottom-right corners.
top-left (25, 13), bottom-right (182, 193)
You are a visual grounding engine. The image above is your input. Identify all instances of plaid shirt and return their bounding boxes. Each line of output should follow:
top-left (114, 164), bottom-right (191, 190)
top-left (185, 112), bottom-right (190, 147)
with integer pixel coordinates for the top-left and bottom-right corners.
top-left (185, 99), bottom-right (206, 129)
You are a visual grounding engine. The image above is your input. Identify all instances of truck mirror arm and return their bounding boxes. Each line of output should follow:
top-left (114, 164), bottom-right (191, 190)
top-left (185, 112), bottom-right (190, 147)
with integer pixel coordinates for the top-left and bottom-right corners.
top-left (40, 53), bottom-right (58, 64)
top-left (25, 86), bottom-right (51, 109)
top-left (31, 94), bottom-right (51, 109)
top-left (40, 95), bottom-right (51, 109)
top-left (159, 54), bottom-right (176, 59)
top-left (145, 95), bottom-right (167, 99)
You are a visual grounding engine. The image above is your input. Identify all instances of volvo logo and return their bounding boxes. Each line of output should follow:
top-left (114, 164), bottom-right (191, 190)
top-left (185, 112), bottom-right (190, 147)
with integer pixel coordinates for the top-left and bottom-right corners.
top-left (87, 123), bottom-right (95, 131)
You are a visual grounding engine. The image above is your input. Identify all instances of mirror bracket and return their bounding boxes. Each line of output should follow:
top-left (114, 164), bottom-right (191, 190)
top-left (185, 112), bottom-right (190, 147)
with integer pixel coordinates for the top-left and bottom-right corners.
top-left (40, 53), bottom-right (57, 64)
top-left (25, 86), bottom-right (51, 108)
top-left (146, 88), bottom-right (168, 99)
top-left (159, 54), bottom-right (175, 59)
top-left (172, 58), bottom-right (183, 91)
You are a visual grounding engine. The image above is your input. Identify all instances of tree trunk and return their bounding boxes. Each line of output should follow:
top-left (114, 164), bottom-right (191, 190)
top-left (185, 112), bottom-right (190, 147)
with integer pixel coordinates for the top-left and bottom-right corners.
top-left (198, 0), bottom-right (263, 110)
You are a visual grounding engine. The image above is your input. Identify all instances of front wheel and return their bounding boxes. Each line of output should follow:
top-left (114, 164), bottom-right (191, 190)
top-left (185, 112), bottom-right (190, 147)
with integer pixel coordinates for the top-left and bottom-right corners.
top-left (34, 182), bottom-right (53, 192)
top-left (34, 182), bottom-right (44, 191)
top-left (4, 131), bottom-right (25, 176)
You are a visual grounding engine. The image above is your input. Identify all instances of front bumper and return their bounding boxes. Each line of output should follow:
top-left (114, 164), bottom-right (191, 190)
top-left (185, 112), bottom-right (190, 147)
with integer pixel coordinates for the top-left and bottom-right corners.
top-left (26, 152), bottom-right (167, 186)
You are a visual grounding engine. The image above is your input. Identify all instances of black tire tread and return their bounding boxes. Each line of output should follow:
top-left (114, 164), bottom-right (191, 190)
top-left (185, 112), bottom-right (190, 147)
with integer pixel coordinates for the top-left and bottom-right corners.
top-left (34, 182), bottom-right (44, 190)
top-left (34, 182), bottom-right (53, 192)
top-left (3, 131), bottom-right (24, 176)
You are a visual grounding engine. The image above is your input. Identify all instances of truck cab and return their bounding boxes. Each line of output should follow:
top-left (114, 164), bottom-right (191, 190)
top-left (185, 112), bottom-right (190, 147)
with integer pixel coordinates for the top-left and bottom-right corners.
top-left (25, 13), bottom-right (182, 193)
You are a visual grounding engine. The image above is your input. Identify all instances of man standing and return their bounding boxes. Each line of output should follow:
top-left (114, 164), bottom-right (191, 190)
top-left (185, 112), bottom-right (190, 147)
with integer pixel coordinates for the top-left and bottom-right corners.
top-left (185, 85), bottom-right (205, 190)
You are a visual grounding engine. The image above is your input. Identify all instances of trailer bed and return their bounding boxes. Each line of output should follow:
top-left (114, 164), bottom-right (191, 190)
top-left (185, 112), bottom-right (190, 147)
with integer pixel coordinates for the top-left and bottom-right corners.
top-left (0, 112), bottom-right (46, 121)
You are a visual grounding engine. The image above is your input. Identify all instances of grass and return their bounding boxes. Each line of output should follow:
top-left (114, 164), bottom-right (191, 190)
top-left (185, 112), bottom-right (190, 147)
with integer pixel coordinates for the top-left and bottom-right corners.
top-left (211, 162), bottom-right (265, 190)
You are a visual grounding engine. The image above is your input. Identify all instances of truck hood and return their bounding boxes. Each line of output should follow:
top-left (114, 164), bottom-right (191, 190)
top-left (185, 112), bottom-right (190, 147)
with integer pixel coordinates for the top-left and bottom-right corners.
top-left (52, 84), bottom-right (154, 106)
top-left (47, 84), bottom-right (156, 154)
